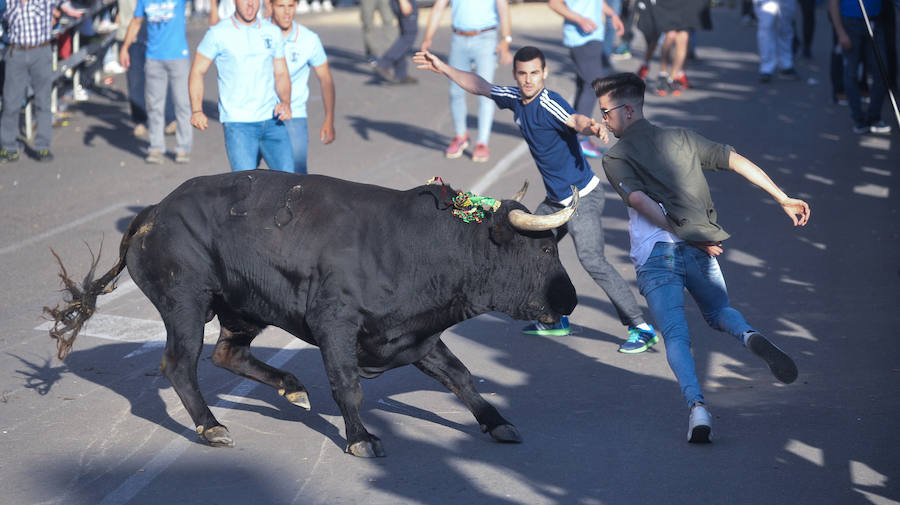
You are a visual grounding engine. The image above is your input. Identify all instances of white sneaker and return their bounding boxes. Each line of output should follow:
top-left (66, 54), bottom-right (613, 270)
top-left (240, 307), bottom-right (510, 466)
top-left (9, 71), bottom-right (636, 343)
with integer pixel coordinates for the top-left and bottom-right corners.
top-left (310, 0), bottom-right (321, 12)
top-left (321, 0), bottom-right (333, 11)
top-left (103, 60), bottom-right (126, 74)
top-left (297, 0), bottom-right (310, 14)
top-left (73, 85), bottom-right (89, 101)
top-left (687, 403), bottom-right (712, 443)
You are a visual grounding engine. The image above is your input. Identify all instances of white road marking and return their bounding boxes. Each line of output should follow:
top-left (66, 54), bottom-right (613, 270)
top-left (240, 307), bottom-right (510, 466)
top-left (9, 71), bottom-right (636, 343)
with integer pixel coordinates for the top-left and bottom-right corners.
top-left (96, 337), bottom-right (310, 505)
top-left (0, 201), bottom-right (131, 256)
top-left (470, 141), bottom-right (530, 195)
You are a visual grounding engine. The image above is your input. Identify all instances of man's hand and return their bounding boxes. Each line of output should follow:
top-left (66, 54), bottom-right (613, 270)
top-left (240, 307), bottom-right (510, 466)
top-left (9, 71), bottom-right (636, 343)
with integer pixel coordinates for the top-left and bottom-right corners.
top-left (577, 15), bottom-right (598, 33)
top-left (119, 46), bottom-right (131, 68)
top-left (497, 42), bottom-right (513, 66)
top-left (191, 111), bottom-right (208, 130)
top-left (611, 14), bottom-right (625, 37)
top-left (321, 120), bottom-right (335, 144)
top-left (589, 118), bottom-right (610, 143)
top-left (414, 50), bottom-right (444, 74)
top-left (274, 102), bottom-right (292, 121)
top-left (780, 197), bottom-right (811, 226)
top-left (689, 241), bottom-right (724, 256)
top-left (398, 0), bottom-right (413, 16)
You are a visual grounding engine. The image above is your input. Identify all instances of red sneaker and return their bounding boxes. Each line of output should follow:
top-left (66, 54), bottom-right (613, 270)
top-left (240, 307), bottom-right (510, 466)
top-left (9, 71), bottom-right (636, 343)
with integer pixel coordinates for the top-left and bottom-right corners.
top-left (637, 64), bottom-right (649, 80)
top-left (472, 142), bottom-right (489, 162)
top-left (445, 134), bottom-right (469, 159)
top-left (673, 72), bottom-right (690, 89)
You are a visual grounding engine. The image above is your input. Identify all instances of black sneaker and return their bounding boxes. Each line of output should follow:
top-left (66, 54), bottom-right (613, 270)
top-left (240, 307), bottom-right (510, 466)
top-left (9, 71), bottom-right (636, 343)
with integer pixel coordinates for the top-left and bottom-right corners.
top-left (36, 149), bottom-right (54, 162)
top-left (778, 68), bottom-right (799, 80)
top-left (746, 332), bottom-right (798, 383)
top-left (852, 122), bottom-right (869, 134)
top-left (0, 149), bottom-right (19, 163)
top-left (759, 73), bottom-right (773, 83)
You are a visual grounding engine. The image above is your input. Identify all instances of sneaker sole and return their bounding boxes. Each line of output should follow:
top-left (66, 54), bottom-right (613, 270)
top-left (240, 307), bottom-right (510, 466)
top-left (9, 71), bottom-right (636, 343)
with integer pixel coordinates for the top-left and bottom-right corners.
top-left (522, 328), bottom-right (571, 337)
top-left (747, 333), bottom-right (798, 383)
top-left (445, 141), bottom-right (469, 159)
top-left (472, 155), bottom-right (489, 162)
top-left (688, 425), bottom-right (711, 443)
top-left (618, 335), bottom-right (658, 354)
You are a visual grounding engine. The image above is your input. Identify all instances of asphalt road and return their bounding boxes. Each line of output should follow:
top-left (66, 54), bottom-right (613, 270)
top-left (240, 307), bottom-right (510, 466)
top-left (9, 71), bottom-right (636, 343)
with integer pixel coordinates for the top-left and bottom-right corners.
top-left (1, 4), bottom-right (898, 505)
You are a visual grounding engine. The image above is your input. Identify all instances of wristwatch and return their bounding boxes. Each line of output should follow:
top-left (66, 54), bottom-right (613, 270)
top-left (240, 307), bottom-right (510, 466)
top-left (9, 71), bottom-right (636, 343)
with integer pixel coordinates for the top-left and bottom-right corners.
top-left (503, 35), bottom-right (512, 43)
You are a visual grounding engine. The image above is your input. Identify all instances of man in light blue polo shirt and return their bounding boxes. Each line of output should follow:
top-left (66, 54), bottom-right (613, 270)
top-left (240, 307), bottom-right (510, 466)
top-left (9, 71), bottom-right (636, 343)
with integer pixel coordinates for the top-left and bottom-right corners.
top-left (549, 0), bottom-right (623, 159)
top-left (120, 0), bottom-right (193, 164)
top-left (189, 0), bottom-right (293, 172)
top-left (269, 0), bottom-right (335, 174)
top-left (420, 0), bottom-right (512, 163)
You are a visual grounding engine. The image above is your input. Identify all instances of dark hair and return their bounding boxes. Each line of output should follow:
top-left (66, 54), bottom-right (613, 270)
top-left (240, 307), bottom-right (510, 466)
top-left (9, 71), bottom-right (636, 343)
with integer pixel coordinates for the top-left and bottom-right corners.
top-left (514, 46), bottom-right (546, 68)
top-left (592, 73), bottom-right (645, 106)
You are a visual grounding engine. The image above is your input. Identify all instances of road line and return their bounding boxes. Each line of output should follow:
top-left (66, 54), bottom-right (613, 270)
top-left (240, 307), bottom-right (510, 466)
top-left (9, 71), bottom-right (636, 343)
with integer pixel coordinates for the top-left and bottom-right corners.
top-left (470, 141), bottom-right (529, 195)
top-left (96, 337), bottom-right (309, 505)
top-left (0, 201), bottom-right (131, 256)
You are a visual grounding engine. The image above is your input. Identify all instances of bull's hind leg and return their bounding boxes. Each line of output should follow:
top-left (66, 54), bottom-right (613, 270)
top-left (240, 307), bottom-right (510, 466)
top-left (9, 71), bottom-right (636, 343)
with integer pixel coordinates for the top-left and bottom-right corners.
top-left (414, 340), bottom-right (522, 443)
top-left (212, 311), bottom-right (311, 410)
top-left (158, 306), bottom-right (234, 447)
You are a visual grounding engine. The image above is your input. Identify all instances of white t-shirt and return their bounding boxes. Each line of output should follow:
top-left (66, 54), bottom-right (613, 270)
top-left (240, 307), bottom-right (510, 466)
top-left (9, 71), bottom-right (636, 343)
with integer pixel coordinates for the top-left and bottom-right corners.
top-left (627, 207), bottom-right (680, 268)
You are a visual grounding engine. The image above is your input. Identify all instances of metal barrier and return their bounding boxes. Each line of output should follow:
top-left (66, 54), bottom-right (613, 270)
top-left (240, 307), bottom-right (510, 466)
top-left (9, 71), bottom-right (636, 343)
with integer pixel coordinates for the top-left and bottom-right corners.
top-left (2, 0), bottom-right (117, 140)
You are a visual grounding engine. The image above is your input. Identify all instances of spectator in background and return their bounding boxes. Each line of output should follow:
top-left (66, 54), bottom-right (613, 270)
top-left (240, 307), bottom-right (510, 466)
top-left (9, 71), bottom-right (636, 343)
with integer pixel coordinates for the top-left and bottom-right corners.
top-left (360, 0), bottom-right (396, 65)
top-left (374, 0), bottom-right (419, 84)
top-left (828, 0), bottom-right (891, 133)
top-left (209, 0), bottom-right (268, 25)
top-left (297, 0), bottom-right (333, 13)
top-left (120, 0), bottom-right (193, 164)
top-left (116, 0), bottom-right (177, 139)
top-left (420, 0), bottom-right (513, 163)
top-left (269, 0), bottom-right (335, 173)
top-left (189, 0), bottom-right (294, 171)
top-left (1, 0), bottom-right (82, 162)
top-left (548, 0), bottom-right (624, 158)
top-left (754, 0), bottom-right (799, 83)
top-left (797, 0), bottom-right (815, 60)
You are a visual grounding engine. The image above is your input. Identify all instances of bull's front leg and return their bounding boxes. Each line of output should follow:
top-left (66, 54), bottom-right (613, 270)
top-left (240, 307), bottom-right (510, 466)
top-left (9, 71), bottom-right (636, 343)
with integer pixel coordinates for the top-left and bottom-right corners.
top-left (414, 339), bottom-right (522, 443)
top-left (317, 332), bottom-right (385, 458)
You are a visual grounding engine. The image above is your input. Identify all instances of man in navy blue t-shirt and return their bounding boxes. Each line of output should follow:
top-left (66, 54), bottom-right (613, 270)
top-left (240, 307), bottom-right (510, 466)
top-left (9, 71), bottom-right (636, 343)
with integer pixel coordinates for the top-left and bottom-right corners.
top-left (414, 45), bottom-right (659, 353)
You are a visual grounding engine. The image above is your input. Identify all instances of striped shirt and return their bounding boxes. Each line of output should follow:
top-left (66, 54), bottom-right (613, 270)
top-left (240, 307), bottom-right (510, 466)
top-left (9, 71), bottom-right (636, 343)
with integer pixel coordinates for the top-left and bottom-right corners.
top-left (489, 86), bottom-right (595, 203)
top-left (4, 0), bottom-right (63, 47)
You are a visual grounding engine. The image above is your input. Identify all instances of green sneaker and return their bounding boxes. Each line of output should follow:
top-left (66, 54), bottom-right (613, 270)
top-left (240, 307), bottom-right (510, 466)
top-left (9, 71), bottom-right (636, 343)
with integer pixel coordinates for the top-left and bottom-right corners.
top-left (618, 325), bottom-right (659, 353)
top-left (521, 316), bottom-right (570, 336)
top-left (0, 149), bottom-right (20, 163)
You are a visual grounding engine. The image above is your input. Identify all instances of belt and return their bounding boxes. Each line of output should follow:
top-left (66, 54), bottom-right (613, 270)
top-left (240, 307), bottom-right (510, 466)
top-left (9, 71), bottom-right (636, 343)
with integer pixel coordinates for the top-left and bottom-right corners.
top-left (11, 40), bottom-right (52, 51)
top-left (452, 26), bottom-right (496, 37)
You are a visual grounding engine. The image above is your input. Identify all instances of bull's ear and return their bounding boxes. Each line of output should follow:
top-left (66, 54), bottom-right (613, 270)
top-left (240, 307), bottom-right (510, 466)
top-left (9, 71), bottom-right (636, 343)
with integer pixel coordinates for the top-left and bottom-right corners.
top-left (489, 209), bottom-right (517, 245)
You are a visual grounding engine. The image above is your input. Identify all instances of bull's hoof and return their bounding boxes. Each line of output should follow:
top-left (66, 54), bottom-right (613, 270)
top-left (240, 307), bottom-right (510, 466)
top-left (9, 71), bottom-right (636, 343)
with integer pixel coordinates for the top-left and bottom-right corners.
top-left (346, 437), bottom-right (385, 458)
top-left (200, 425), bottom-right (235, 448)
top-left (489, 424), bottom-right (522, 444)
top-left (283, 390), bottom-right (311, 411)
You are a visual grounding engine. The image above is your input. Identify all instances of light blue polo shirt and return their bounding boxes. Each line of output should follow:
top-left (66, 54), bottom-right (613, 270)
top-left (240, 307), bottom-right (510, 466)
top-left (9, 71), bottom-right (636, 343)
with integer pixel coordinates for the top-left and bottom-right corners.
top-left (282, 22), bottom-right (327, 118)
top-left (561, 0), bottom-right (605, 48)
top-left (196, 16), bottom-right (285, 123)
top-left (451, 0), bottom-right (498, 32)
top-left (135, 0), bottom-right (189, 60)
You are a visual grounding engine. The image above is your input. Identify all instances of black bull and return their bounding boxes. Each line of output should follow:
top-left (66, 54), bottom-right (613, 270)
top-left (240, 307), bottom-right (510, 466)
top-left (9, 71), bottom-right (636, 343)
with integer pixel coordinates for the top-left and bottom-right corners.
top-left (45, 171), bottom-right (578, 457)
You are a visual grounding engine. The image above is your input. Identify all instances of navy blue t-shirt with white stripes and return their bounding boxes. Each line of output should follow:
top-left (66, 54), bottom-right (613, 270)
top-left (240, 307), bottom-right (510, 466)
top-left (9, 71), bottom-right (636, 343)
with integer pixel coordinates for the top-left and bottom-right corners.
top-left (490, 86), bottom-right (595, 203)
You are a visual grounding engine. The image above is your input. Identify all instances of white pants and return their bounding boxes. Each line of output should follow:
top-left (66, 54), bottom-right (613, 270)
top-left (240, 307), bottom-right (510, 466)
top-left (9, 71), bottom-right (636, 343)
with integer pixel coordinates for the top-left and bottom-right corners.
top-left (754, 0), bottom-right (796, 74)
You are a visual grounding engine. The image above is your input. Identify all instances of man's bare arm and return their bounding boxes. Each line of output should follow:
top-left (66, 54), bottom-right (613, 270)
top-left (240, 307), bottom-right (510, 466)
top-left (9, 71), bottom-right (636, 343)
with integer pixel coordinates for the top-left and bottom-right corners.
top-left (189, 52), bottom-right (213, 130)
top-left (313, 61), bottom-right (336, 144)
top-left (413, 50), bottom-right (494, 96)
top-left (728, 151), bottom-right (810, 226)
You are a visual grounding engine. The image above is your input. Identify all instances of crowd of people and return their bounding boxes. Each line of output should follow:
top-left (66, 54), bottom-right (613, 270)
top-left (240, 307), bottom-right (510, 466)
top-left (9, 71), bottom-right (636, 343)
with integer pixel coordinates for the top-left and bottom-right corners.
top-left (2, 0), bottom-right (895, 442)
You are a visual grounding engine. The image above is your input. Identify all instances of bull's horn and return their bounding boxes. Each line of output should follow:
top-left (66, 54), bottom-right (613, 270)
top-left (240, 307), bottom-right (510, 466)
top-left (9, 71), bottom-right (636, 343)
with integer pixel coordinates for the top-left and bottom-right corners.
top-left (508, 185), bottom-right (579, 231)
top-left (510, 180), bottom-right (529, 202)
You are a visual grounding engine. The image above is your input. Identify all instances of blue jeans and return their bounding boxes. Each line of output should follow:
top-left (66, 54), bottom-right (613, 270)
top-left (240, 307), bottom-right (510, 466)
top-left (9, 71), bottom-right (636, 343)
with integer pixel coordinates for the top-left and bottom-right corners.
top-left (636, 242), bottom-right (755, 408)
top-left (223, 119), bottom-right (293, 172)
top-left (448, 30), bottom-right (497, 145)
top-left (284, 117), bottom-right (309, 174)
top-left (840, 16), bottom-right (887, 125)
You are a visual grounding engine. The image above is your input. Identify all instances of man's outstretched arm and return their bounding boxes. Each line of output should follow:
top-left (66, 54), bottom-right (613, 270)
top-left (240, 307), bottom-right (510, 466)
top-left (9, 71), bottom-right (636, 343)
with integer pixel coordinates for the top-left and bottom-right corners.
top-left (728, 151), bottom-right (811, 226)
top-left (413, 50), bottom-right (494, 97)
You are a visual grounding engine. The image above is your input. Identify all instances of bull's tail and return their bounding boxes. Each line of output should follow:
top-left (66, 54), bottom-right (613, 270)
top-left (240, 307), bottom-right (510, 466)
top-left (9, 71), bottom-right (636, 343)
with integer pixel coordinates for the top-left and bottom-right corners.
top-left (43, 205), bottom-right (156, 360)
